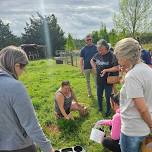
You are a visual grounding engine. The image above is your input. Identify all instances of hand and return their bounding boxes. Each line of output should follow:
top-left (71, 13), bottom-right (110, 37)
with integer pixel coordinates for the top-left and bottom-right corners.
top-left (65, 115), bottom-right (70, 120)
top-left (100, 69), bottom-right (107, 77)
top-left (95, 120), bottom-right (104, 126)
top-left (149, 125), bottom-right (152, 131)
top-left (50, 148), bottom-right (55, 152)
top-left (68, 113), bottom-right (74, 120)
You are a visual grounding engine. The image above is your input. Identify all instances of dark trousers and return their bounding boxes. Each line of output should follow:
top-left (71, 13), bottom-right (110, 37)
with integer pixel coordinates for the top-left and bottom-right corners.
top-left (0, 145), bottom-right (37, 152)
top-left (102, 137), bottom-right (121, 152)
top-left (96, 78), bottom-right (112, 112)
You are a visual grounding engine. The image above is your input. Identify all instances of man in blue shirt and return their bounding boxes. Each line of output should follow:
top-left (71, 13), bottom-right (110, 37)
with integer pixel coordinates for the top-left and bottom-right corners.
top-left (80, 34), bottom-right (97, 97)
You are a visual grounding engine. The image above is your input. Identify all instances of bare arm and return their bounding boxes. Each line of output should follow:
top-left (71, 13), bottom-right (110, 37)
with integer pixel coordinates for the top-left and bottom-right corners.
top-left (101, 66), bottom-right (120, 75)
top-left (90, 58), bottom-right (96, 69)
top-left (133, 97), bottom-right (152, 130)
top-left (102, 65), bottom-right (119, 73)
top-left (148, 64), bottom-right (152, 68)
top-left (80, 57), bottom-right (84, 73)
top-left (56, 93), bottom-right (69, 119)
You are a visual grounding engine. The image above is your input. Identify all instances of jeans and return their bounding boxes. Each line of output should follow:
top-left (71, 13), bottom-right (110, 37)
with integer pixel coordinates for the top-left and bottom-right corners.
top-left (84, 69), bottom-right (96, 96)
top-left (96, 77), bottom-right (112, 112)
top-left (120, 132), bottom-right (145, 152)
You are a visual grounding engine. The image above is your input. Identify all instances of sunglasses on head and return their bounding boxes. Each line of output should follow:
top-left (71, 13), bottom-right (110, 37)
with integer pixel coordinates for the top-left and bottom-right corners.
top-left (61, 80), bottom-right (70, 86)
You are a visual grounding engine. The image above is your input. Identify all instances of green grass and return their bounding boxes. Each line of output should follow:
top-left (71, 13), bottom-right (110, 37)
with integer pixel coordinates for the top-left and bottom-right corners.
top-left (21, 59), bottom-right (112, 152)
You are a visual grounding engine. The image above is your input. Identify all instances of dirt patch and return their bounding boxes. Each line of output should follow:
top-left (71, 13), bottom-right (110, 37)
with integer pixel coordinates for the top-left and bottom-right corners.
top-left (44, 124), bottom-right (60, 135)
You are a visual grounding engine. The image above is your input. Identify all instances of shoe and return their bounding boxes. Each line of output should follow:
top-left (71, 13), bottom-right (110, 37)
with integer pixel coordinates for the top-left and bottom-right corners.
top-left (105, 111), bottom-right (111, 117)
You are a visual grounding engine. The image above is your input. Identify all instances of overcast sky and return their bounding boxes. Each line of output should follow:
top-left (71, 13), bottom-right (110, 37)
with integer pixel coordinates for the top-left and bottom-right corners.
top-left (0, 0), bottom-right (119, 39)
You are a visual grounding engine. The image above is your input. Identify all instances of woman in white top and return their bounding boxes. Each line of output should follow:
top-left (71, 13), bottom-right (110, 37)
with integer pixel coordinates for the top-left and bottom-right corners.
top-left (114, 38), bottom-right (152, 152)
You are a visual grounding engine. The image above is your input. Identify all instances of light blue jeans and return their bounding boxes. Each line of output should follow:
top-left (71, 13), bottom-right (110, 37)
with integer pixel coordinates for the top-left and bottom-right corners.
top-left (120, 132), bottom-right (146, 152)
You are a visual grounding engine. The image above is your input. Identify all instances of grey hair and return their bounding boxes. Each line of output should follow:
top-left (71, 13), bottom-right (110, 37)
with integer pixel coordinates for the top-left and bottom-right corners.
top-left (97, 39), bottom-right (109, 50)
top-left (114, 38), bottom-right (141, 65)
top-left (0, 45), bottom-right (29, 79)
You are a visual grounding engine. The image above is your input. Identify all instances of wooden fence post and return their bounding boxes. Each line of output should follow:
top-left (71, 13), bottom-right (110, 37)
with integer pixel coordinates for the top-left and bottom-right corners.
top-left (70, 52), bottom-right (73, 66)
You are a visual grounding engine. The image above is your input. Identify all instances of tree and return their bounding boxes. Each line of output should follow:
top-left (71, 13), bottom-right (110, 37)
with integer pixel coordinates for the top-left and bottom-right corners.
top-left (22, 13), bottom-right (65, 57)
top-left (65, 33), bottom-right (76, 51)
top-left (140, 32), bottom-right (152, 44)
top-left (113, 0), bottom-right (152, 38)
top-left (98, 23), bottom-right (109, 42)
top-left (91, 24), bottom-right (109, 44)
top-left (92, 31), bottom-right (99, 44)
top-left (0, 19), bottom-right (21, 49)
top-left (108, 29), bottom-right (118, 46)
top-left (74, 39), bottom-right (85, 50)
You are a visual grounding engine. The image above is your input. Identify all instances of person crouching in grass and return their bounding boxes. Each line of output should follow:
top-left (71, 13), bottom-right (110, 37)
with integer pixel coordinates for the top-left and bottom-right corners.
top-left (95, 93), bottom-right (121, 152)
top-left (54, 80), bottom-right (88, 120)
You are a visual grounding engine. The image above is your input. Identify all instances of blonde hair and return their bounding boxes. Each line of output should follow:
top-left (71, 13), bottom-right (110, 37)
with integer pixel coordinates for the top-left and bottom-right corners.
top-left (0, 45), bottom-right (28, 79)
top-left (114, 38), bottom-right (141, 65)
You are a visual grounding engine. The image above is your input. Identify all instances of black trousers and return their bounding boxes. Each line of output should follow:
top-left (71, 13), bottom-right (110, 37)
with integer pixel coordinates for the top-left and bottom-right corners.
top-left (0, 145), bottom-right (37, 152)
top-left (96, 78), bottom-right (112, 113)
top-left (102, 137), bottom-right (121, 152)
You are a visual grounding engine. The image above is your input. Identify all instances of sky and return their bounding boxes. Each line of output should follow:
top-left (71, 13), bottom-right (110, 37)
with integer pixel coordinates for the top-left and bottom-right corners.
top-left (0, 0), bottom-right (119, 39)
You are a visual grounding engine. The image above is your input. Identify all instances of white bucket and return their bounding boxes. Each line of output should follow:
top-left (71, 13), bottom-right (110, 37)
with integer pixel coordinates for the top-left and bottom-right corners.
top-left (90, 128), bottom-right (105, 144)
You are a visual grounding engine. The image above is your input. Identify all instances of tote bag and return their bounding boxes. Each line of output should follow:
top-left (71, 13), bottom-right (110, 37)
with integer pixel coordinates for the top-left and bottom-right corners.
top-left (141, 136), bottom-right (152, 152)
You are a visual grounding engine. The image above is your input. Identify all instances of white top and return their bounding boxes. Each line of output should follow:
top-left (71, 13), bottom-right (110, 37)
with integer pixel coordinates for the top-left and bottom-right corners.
top-left (120, 62), bottom-right (152, 136)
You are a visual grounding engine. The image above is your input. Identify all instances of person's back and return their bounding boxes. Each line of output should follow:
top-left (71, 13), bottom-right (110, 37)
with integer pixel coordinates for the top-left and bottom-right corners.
top-left (0, 46), bottom-right (53, 152)
top-left (0, 70), bottom-right (34, 150)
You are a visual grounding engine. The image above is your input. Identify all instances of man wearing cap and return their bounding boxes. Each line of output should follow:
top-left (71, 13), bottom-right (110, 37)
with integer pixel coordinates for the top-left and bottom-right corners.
top-left (80, 34), bottom-right (97, 97)
top-left (90, 39), bottom-right (119, 116)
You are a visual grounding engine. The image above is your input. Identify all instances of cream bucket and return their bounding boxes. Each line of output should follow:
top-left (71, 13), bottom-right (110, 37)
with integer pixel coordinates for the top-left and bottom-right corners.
top-left (90, 127), bottom-right (105, 144)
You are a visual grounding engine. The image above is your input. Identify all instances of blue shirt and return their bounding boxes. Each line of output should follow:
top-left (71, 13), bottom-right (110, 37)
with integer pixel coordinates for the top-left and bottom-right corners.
top-left (80, 44), bottom-right (97, 69)
top-left (141, 49), bottom-right (151, 64)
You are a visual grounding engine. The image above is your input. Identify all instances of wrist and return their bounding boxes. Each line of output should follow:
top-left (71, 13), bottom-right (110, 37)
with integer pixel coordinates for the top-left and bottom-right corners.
top-left (105, 69), bottom-right (109, 72)
top-left (64, 115), bottom-right (69, 119)
top-left (148, 123), bottom-right (152, 129)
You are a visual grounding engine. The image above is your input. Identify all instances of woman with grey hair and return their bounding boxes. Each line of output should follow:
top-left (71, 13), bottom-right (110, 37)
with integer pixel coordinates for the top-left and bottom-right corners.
top-left (114, 38), bottom-right (152, 152)
top-left (90, 39), bottom-right (119, 116)
top-left (0, 46), bottom-right (54, 152)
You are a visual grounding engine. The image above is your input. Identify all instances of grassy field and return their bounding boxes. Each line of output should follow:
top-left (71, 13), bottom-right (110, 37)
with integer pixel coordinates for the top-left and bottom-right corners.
top-left (21, 59), bottom-right (113, 152)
